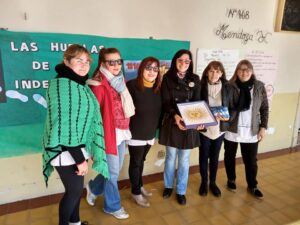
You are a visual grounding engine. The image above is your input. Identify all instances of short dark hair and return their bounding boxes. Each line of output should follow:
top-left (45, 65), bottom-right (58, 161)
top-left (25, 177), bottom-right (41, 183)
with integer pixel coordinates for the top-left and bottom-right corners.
top-left (201, 60), bottom-right (227, 83)
top-left (200, 61), bottom-right (227, 102)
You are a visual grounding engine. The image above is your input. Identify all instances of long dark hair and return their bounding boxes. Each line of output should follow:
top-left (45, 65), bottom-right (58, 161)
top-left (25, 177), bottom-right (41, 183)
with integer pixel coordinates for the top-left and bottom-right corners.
top-left (201, 61), bottom-right (226, 82)
top-left (92, 47), bottom-right (121, 81)
top-left (200, 61), bottom-right (227, 102)
top-left (136, 57), bottom-right (161, 93)
top-left (165, 49), bottom-right (194, 76)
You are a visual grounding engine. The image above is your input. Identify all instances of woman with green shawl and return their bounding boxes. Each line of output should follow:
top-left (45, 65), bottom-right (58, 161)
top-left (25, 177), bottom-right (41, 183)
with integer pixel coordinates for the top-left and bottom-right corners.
top-left (42, 44), bottom-right (109, 225)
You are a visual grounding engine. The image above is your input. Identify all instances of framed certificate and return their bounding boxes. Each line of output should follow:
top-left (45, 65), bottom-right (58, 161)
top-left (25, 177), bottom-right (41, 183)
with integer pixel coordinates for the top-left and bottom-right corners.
top-left (177, 101), bottom-right (217, 129)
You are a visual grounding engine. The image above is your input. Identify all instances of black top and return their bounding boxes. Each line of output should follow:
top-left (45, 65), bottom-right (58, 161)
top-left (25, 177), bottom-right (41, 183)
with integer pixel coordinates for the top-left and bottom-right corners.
top-left (159, 71), bottom-right (201, 149)
top-left (126, 79), bottom-right (162, 140)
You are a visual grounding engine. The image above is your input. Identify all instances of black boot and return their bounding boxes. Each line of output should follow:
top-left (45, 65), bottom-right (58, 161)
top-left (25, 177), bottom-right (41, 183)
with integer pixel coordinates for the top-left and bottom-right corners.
top-left (163, 188), bottom-right (173, 199)
top-left (210, 182), bottom-right (221, 197)
top-left (247, 187), bottom-right (263, 199)
top-left (227, 180), bottom-right (236, 192)
top-left (199, 182), bottom-right (208, 196)
top-left (176, 194), bottom-right (186, 205)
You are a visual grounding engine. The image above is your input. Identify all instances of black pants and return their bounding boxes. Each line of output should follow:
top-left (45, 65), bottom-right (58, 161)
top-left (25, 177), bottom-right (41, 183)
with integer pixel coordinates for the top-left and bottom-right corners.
top-left (199, 134), bottom-right (224, 184)
top-left (224, 139), bottom-right (259, 188)
top-left (128, 145), bottom-right (151, 195)
top-left (55, 165), bottom-right (84, 225)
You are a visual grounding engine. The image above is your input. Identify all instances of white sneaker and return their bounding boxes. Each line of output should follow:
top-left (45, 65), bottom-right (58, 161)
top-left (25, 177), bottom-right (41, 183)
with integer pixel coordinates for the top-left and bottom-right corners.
top-left (86, 183), bottom-right (96, 206)
top-left (103, 207), bottom-right (129, 219)
top-left (132, 194), bottom-right (150, 207)
top-left (141, 186), bottom-right (152, 197)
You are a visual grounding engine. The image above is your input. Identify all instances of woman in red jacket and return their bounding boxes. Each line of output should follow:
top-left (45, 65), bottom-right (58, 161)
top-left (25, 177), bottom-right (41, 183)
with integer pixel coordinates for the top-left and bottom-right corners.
top-left (86, 48), bottom-right (135, 220)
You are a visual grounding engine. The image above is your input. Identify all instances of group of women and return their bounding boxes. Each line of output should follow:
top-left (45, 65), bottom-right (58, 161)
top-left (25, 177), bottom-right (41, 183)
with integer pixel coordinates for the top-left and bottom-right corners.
top-left (42, 44), bottom-right (269, 225)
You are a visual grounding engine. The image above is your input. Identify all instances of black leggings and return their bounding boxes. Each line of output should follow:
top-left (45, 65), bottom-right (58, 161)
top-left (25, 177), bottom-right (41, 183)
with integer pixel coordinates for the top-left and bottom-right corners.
top-left (128, 145), bottom-right (151, 195)
top-left (224, 139), bottom-right (259, 188)
top-left (55, 165), bottom-right (84, 225)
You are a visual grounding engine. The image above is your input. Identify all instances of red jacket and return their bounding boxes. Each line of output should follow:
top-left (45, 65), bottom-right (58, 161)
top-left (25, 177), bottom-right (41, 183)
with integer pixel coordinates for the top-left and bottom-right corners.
top-left (101, 76), bottom-right (130, 129)
top-left (88, 78), bottom-right (117, 155)
top-left (88, 74), bottom-right (129, 155)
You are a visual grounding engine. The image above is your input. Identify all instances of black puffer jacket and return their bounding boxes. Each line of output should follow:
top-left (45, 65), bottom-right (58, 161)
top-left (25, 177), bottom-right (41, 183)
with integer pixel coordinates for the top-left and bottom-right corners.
top-left (159, 71), bottom-right (201, 149)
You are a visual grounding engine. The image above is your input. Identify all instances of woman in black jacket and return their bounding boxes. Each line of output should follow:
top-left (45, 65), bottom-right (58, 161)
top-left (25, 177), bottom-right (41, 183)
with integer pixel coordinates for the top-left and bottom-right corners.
top-left (159, 49), bottom-right (203, 205)
top-left (127, 57), bottom-right (162, 208)
top-left (224, 59), bottom-right (269, 199)
top-left (198, 61), bottom-right (231, 198)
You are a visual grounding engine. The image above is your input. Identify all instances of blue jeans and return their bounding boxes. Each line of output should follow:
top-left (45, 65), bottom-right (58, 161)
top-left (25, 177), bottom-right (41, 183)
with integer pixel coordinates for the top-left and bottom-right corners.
top-left (164, 146), bottom-right (191, 195)
top-left (88, 141), bottom-right (126, 212)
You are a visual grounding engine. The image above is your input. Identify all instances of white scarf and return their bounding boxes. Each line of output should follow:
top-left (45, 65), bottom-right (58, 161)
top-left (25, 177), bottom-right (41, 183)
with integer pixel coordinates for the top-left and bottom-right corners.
top-left (100, 66), bottom-right (135, 118)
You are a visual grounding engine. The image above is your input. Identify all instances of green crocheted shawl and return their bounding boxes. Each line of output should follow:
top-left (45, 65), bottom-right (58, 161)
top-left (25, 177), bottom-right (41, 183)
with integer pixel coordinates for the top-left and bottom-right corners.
top-left (42, 78), bottom-right (109, 186)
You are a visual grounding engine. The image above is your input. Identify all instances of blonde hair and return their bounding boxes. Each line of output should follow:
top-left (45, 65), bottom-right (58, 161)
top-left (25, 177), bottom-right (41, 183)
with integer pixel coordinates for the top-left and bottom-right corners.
top-left (63, 44), bottom-right (92, 63)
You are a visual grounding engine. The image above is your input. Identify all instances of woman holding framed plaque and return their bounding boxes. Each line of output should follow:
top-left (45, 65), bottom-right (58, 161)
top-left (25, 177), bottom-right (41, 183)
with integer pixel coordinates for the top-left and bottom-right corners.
top-left (224, 59), bottom-right (269, 199)
top-left (159, 49), bottom-right (203, 205)
top-left (198, 61), bottom-right (232, 198)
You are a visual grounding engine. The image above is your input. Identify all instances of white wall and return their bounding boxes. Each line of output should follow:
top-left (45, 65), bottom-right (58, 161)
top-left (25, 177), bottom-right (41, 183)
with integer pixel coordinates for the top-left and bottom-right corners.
top-left (1, 0), bottom-right (299, 92)
top-left (0, 0), bottom-right (300, 204)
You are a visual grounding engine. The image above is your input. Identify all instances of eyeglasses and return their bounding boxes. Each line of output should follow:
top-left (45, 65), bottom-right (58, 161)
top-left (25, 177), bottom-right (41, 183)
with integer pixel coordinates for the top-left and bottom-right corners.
top-left (238, 68), bottom-right (251, 72)
top-left (145, 65), bottom-right (159, 72)
top-left (104, 59), bottom-right (123, 66)
top-left (177, 59), bottom-right (191, 64)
